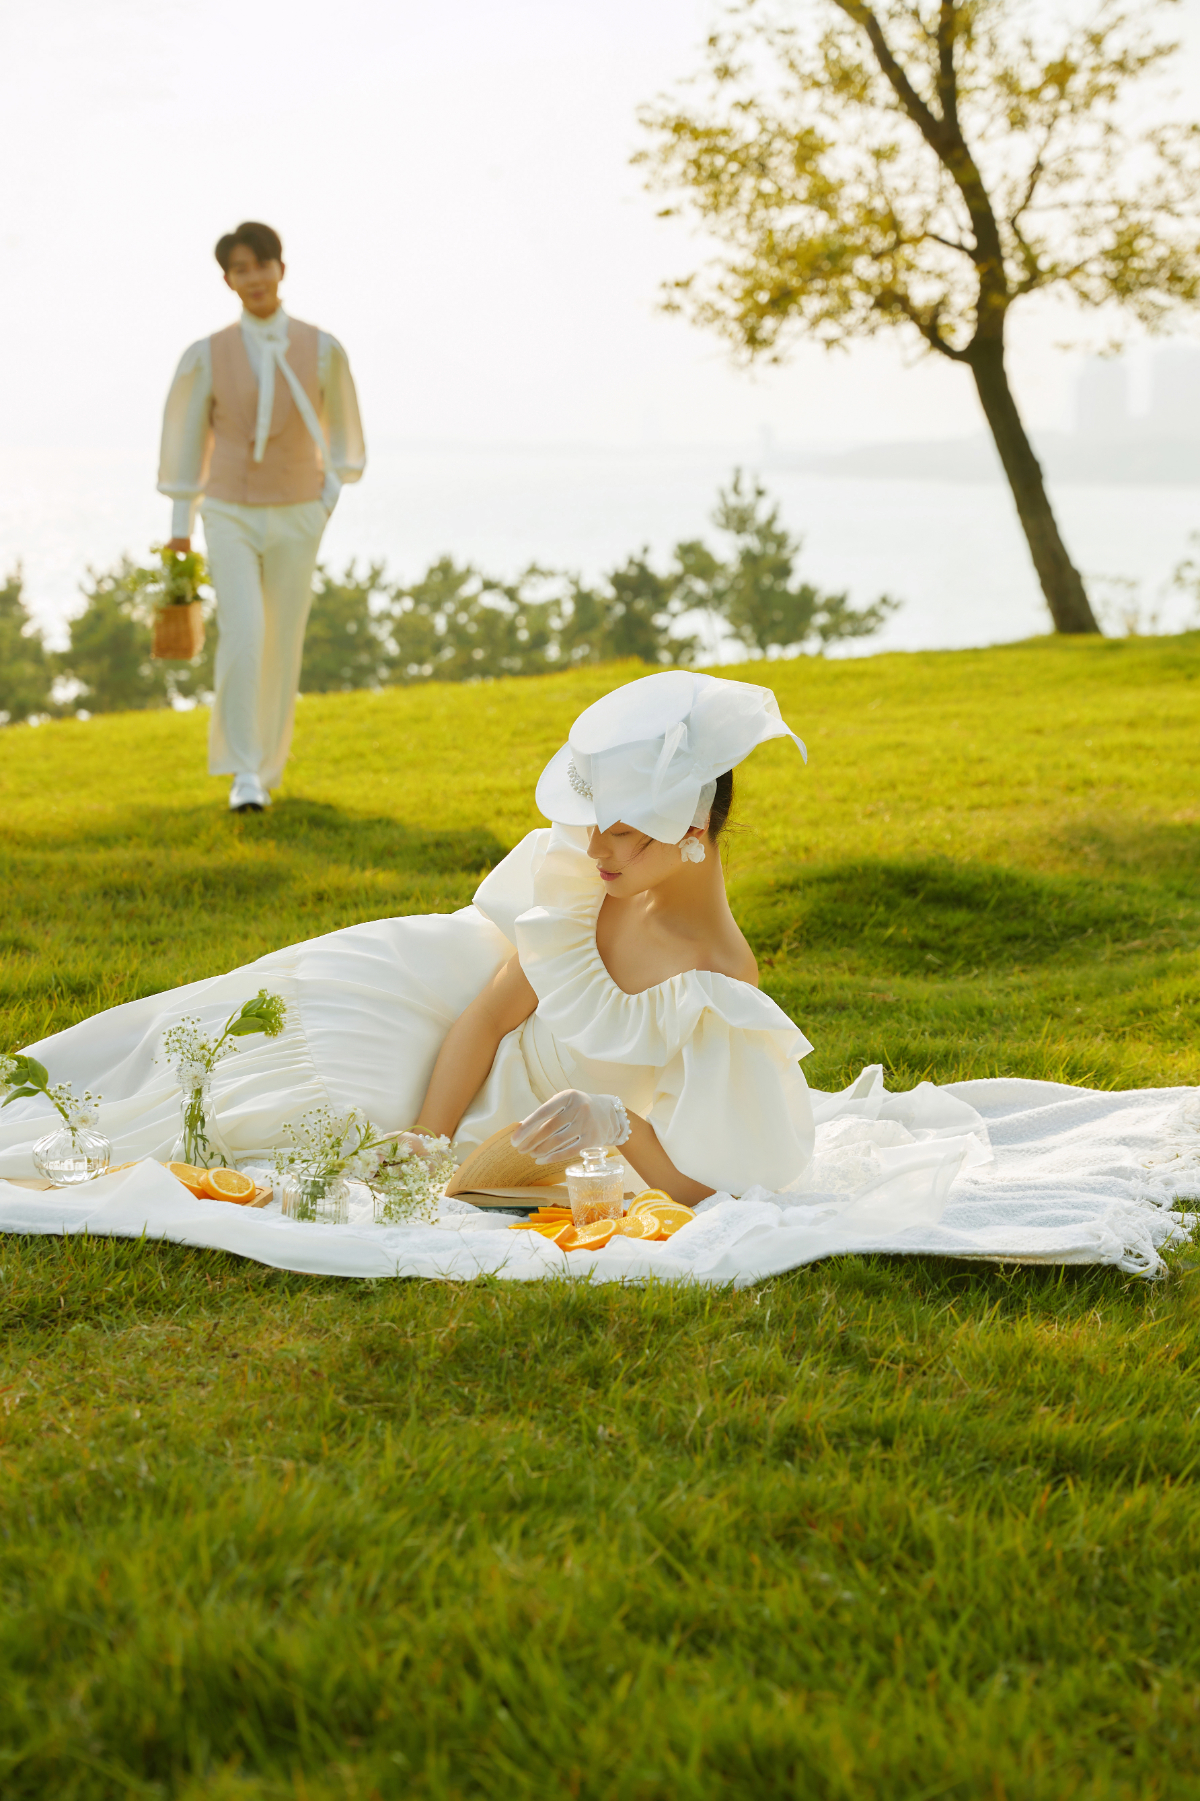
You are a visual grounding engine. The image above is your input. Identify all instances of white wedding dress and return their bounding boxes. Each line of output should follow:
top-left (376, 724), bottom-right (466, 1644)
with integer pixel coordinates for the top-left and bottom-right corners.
top-left (1, 826), bottom-right (1197, 1283)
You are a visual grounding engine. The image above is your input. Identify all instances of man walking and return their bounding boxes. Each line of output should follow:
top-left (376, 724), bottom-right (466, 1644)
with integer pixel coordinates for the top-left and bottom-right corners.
top-left (158, 221), bottom-right (365, 811)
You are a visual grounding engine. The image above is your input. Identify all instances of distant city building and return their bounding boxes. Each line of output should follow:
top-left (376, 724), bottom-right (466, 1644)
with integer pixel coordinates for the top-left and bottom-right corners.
top-left (1074, 346), bottom-right (1200, 443)
top-left (1075, 358), bottom-right (1129, 439)
top-left (1146, 346), bottom-right (1200, 440)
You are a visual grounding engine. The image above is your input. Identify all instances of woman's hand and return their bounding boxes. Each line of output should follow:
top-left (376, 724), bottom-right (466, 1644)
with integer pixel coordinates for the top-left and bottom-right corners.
top-left (511, 1090), bottom-right (630, 1164)
top-left (392, 1130), bottom-right (447, 1164)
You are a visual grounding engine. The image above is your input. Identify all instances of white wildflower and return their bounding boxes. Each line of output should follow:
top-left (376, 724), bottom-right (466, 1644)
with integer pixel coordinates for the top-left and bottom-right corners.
top-left (67, 1091), bottom-right (103, 1130)
top-left (271, 1108), bottom-right (454, 1225)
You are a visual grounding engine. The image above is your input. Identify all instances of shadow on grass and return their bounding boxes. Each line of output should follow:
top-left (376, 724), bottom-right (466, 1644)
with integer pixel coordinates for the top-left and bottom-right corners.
top-left (739, 856), bottom-right (1199, 976)
top-left (5, 798), bottom-right (510, 880)
top-left (1055, 815), bottom-right (1200, 889)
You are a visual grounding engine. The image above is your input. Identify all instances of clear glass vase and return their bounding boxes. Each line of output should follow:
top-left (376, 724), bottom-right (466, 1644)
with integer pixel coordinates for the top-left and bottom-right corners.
top-left (32, 1124), bottom-right (112, 1186)
top-left (565, 1146), bottom-right (624, 1227)
top-left (280, 1171), bottom-right (350, 1225)
top-left (171, 1074), bottom-right (227, 1169)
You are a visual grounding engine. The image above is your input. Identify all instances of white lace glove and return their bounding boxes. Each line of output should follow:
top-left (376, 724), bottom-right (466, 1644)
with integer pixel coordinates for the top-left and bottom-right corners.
top-left (510, 1089), bottom-right (632, 1165)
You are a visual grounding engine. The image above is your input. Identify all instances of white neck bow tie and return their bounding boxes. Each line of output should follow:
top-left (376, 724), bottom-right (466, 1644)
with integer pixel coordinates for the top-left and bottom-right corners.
top-left (245, 313), bottom-right (341, 510)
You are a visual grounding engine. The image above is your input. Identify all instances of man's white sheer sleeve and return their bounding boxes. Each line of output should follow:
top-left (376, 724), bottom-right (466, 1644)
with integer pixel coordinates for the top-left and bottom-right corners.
top-left (158, 338), bottom-right (214, 539)
top-left (318, 334), bottom-right (367, 486)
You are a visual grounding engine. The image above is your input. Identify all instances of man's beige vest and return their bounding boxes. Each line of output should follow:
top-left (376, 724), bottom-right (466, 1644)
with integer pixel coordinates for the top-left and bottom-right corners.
top-left (206, 318), bottom-right (324, 506)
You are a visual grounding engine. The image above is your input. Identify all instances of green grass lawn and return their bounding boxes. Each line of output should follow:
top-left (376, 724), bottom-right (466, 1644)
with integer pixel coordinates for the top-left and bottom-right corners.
top-left (2, 636), bottom-right (1200, 1798)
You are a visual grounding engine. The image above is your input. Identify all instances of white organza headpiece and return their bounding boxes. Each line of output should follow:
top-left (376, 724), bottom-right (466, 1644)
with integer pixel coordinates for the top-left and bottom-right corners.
top-left (535, 670), bottom-right (806, 844)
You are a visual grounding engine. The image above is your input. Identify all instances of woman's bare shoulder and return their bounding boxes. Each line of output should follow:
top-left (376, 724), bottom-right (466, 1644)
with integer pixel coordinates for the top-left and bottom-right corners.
top-left (700, 923), bottom-right (759, 988)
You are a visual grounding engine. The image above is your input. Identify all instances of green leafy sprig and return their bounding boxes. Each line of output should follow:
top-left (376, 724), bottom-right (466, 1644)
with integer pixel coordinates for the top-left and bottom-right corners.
top-left (161, 991), bottom-right (288, 1089)
top-left (0, 1054), bottom-right (102, 1131)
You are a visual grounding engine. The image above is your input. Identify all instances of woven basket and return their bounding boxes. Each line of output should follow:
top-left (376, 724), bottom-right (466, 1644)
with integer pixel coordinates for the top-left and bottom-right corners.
top-left (152, 602), bottom-right (205, 661)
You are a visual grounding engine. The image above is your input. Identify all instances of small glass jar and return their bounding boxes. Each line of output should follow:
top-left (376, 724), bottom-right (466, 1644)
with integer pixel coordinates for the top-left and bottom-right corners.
top-left (565, 1147), bottom-right (624, 1228)
top-left (171, 1073), bottom-right (227, 1170)
top-left (32, 1124), bottom-right (112, 1186)
top-left (280, 1171), bottom-right (350, 1225)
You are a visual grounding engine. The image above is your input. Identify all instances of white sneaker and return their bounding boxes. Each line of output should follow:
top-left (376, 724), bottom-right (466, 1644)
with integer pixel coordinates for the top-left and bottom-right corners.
top-left (229, 774), bottom-right (270, 812)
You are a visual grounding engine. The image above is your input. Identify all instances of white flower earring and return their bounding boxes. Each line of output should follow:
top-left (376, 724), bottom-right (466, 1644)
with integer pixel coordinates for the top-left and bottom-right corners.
top-left (680, 834), bottom-right (706, 864)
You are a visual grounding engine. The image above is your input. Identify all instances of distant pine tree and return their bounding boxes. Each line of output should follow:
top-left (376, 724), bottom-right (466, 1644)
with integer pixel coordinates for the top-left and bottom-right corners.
top-left (300, 563), bottom-right (396, 693)
top-left (0, 568), bottom-right (53, 724)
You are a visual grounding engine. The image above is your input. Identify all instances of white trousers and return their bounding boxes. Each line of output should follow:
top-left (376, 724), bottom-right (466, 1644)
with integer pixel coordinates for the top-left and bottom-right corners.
top-left (201, 497), bottom-right (328, 789)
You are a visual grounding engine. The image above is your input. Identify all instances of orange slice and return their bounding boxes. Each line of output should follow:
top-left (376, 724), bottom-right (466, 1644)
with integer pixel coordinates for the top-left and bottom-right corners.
top-left (559, 1218), bottom-right (617, 1252)
top-left (510, 1220), bottom-right (573, 1242)
top-left (641, 1202), bottom-right (696, 1238)
top-left (628, 1189), bottom-right (675, 1216)
top-left (539, 1220), bottom-right (575, 1245)
top-left (612, 1212), bottom-right (656, 1239)
top-left (167, 1161), bottom-right (209, 1197)
top-left (200, 1167), bottom-right (256, 1205)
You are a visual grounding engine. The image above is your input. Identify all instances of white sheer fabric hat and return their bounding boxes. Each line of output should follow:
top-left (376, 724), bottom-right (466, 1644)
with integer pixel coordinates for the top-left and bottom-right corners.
top-left (535, 670), bottom-right (806, 843)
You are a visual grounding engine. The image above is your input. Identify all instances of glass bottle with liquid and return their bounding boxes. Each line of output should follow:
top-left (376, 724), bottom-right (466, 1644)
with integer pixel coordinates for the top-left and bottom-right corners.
top-left (565, 1146), bottom-right (624, 1227)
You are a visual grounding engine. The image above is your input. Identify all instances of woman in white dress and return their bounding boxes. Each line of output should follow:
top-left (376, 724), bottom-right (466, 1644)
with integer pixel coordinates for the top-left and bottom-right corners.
top-left (0, 672), bottom-right (816, 1201)
top-left (6, 669), bottom-right (1190, 1285)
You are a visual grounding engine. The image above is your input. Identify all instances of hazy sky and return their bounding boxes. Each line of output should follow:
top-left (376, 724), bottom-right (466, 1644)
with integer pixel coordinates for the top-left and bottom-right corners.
top-left (5, 0), bottom-right (1200, 475)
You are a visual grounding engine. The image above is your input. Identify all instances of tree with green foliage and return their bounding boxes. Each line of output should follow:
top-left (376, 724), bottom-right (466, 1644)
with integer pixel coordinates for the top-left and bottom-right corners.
top-left (389, 558), bottom-right (561, 683)
top-left (2, 473), bottom-right (897, 724)
top-left (556, 556), bottom-right (700, 667)
top-left (0, 569), bottom-right (53, 724)
top-left (300, 563), bottom-right (396, 694)
top-left (676, 471), bottom-right (898, 655)
top-left (639, 0), bottom-right (1200, 636)
top-left (60, 561), bottom-right (164, 714)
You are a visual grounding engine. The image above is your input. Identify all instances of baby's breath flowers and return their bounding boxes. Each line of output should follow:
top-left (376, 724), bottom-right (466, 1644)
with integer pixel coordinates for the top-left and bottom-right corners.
top-left (273, 1105), bottom-right (455, 1226)
top-left (0, 1052), bottom-right (103, 1133)
top-left (161, 990), bottom-right (288, 1167)
top-left (372, 1135), bottom-right (457, 1226)
top-left (161, 990), bottom-right (288, 1083)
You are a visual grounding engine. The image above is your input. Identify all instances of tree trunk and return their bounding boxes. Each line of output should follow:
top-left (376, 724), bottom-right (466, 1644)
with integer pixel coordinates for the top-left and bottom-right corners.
top-left (968, 337), bottom-right (1100, 635)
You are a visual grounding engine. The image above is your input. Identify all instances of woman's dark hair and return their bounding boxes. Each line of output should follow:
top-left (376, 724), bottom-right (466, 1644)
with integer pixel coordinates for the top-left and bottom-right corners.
top-left (709, 770), bottom-right (734, 841)
top-left (215, 221), bottom-right (283, 272)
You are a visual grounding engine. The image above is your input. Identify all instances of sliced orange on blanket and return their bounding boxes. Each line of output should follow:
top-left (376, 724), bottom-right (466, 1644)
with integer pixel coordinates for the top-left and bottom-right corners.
top-left (200, 1167), bottom-right (256, 1205)
top-left (509, 1220), bottom-right (574, 1244)
top-left (558, 1219), bottom-right (617, 1253)
top-left (628, 1190), bottom-right (675, 1216)
top-left (640, 1202), bottom-right (696, 1240)
top-left (538, 1220), bottom-right (575, 1245)
top-left (167, 1161), bottom-right (209, 1197)
top-left (612, 1212), bottom-right (656, 1240)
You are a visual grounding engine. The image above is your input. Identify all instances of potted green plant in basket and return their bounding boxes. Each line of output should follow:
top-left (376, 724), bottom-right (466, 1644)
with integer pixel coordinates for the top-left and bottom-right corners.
top-left (150, 544), bottom-right (211, 661)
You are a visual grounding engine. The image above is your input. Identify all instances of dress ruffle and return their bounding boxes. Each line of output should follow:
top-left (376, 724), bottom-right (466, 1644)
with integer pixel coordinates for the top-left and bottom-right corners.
top-left (513, 827), bottom-right (812, 1068)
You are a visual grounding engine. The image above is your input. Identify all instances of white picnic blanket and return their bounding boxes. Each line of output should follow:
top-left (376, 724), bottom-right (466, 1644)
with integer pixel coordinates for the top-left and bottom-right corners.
top-left (1, 1069), bottom-right (1196, 1283)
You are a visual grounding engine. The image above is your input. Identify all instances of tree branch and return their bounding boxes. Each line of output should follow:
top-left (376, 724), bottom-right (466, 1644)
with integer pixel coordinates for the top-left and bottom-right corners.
top-left (875, 287), bottom-right (969, 361)
top-left (833, 0), bottom-right (947, 143)
top-left (833, 0), bottom-right (1010, 331)
top-left (936, 1), bottom-right (961, 135)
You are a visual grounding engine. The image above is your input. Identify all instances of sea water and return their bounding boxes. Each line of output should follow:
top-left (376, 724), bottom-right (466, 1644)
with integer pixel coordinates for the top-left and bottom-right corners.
top-left (2, 440), bottom-right (1196, 654)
